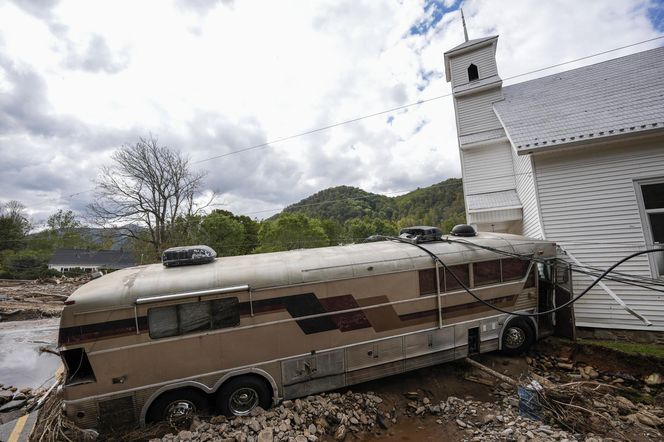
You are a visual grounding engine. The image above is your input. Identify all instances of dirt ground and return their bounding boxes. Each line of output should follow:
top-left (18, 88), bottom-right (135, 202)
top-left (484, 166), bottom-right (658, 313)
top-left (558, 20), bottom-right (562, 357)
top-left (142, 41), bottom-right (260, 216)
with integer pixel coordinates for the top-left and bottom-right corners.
top-left (0, 278), bottom-right (84, 321)
top-left (350, 341), bottom-right (664, 442)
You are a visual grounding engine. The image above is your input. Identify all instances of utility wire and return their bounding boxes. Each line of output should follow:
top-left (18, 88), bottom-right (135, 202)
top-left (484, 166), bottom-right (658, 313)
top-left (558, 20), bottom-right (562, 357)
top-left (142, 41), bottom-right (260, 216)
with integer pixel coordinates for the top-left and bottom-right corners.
top-left (60, 33), bottom-right (664, 201)
top-left (191, 34), bottom-right (664, 165)
top-left (380, 235), bottom-right (664, 318)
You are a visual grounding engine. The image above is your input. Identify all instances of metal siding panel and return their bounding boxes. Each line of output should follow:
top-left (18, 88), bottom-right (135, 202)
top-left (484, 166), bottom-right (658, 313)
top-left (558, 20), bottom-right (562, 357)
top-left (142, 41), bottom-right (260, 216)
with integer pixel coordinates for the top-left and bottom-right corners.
top-left (535, 140), bottom-right (664, 331)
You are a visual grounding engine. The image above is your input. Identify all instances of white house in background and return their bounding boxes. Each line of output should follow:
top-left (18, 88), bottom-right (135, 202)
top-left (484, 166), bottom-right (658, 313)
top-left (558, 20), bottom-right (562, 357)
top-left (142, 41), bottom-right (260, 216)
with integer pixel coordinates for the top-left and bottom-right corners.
top-left (444, 36), bottom-right (664, 332)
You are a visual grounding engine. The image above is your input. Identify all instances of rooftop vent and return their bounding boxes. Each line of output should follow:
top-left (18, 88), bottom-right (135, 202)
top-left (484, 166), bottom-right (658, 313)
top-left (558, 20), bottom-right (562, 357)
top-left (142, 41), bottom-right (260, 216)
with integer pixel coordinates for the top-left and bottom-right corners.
top-left (162, 245), bottom-right (217, 267)
top-left (450, 224), bottom-right (476, 237)
top-left (399, 226), bottom-right (443, 243)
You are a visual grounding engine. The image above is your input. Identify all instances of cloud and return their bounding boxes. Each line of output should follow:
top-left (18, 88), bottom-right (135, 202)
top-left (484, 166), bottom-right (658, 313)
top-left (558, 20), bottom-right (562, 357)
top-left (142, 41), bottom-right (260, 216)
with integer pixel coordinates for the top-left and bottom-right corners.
top-left (176, 0), bottom-right (233, 15)
top-left (0, 0), bottom-right (661, 225)
top-left (63, 34), bottom-right (129, 73)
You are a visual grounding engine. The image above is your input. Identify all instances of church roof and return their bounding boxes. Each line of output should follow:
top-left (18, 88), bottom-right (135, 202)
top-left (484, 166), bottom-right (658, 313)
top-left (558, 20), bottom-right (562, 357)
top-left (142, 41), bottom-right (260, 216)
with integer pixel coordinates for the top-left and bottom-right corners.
top-left (444, 35), bottom-right (498, 55)
top-left (494, 46), bottom-right (664, 154)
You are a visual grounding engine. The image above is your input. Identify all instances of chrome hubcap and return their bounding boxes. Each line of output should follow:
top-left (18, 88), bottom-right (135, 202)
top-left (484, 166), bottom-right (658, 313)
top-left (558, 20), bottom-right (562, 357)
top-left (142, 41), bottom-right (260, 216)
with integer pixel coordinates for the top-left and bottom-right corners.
top-left (229, 387), bottom-right (259, 416)
top-left (504, 327), bottom-right (526, 349)
top-left (165, 400), bottom-right (196, 427)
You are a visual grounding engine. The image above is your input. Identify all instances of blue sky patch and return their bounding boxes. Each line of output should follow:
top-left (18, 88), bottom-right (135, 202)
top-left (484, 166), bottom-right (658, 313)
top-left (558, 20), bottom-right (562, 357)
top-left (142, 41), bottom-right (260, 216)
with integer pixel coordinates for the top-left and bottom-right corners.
top-left (409, 0), bottom-right (462, 36)
top-left (648, 0), bottom-right (664, 31)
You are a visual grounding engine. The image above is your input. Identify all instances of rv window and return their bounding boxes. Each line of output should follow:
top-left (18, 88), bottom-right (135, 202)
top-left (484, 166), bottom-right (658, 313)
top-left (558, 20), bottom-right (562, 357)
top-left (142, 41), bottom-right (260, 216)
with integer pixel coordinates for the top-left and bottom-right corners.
top-left (502, 258), bottom-right (529, 281)
top-left (148, 297), bottom-right (240, 339)
top-left (211, 298), bottom-right (240, 328)
top-left (418, 268), bottom-right (443, 295)
top-left (473, 260), bottom-right (501, 286)
top-left (148, 305), bottom-right (179, 338)
top-left (444, 264), bottom-right (470, 291)
top-left (179, 302), bottom-right (212, 334)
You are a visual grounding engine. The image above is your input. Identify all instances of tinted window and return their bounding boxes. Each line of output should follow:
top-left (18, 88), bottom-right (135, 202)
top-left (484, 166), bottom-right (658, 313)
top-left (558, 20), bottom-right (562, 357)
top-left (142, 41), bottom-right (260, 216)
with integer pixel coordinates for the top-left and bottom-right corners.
top-left (650, 213), bottom-right (664, 243)
top-left (642, 183), bottom-right (664, 210)
top-left (502, 258), bottom-right (530, 281)
top-left (419, 268), bottom-right (437, 295)
top-left (445, 264), bottom-right (470, 291)
top-left (148, 297), bottom-right (239, 339)
top-left (148, 305), bottom-right (179, 339)
top-left (473, 260), bottom-right (501, 286)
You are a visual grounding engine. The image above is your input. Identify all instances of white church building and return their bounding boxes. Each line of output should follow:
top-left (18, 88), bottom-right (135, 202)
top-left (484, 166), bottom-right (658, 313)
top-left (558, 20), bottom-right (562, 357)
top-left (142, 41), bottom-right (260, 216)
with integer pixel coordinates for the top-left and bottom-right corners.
top-left (444, 35), bottom-right (664, 332)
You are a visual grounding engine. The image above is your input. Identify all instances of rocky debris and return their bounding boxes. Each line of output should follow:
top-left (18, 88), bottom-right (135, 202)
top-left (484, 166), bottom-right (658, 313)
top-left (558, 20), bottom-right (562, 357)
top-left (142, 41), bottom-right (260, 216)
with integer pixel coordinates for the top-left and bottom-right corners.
top-left (0, 385), bottom-right (43, 424)
top-left (151, 391), bottom-right (384, 442)
top-left (644, 373), bottom-right (663, 386)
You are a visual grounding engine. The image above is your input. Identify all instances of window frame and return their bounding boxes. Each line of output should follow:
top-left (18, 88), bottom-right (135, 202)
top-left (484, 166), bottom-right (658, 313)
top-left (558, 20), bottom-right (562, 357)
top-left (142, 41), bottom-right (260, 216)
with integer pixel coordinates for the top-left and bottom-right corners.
top-left (147, 296), bottom-right (240, 339)
top-left (635, 177), bottom-right (664, 278)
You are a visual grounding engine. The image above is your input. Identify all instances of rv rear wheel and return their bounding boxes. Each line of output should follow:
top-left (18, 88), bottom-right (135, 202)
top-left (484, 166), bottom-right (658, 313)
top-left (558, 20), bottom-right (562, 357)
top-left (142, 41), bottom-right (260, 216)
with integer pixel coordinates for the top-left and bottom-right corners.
top-left (217, 376), bottom-right (272, 417)
top-left (146, 389), bottom-right (208, 427)
top-left (501, 318), bottom-right (535, 356)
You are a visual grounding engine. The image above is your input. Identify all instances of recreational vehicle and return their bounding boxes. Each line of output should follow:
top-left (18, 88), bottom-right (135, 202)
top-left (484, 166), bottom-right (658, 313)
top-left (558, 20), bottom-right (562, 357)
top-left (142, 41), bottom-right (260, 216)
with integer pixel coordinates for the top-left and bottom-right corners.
top-left (58, 226), bottom-right (572, 429)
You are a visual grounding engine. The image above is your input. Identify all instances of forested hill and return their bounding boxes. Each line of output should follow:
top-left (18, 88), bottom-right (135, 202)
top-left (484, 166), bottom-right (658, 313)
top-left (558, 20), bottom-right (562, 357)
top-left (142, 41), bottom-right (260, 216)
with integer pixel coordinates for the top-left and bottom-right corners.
top-left (281, 178), bottom-right (465, 230)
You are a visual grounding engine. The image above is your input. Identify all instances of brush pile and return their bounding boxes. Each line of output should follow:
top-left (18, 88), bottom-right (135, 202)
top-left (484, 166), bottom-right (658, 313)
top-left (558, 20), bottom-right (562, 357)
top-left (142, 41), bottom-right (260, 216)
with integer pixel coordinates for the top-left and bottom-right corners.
top-left (534, 381), bottom-right (663, 438)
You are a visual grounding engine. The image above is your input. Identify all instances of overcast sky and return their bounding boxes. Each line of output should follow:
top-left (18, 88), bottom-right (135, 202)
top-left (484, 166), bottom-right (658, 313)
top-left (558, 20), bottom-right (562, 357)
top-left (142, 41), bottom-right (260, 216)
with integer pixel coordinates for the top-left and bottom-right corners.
top-left (0, 0), bottom-right (662, 226)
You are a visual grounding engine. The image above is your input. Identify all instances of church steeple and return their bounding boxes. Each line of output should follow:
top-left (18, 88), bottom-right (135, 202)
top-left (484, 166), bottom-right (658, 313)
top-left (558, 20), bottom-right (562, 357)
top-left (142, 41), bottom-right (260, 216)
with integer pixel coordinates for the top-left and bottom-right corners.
top-left (460, 8), bottom-right (469, 42)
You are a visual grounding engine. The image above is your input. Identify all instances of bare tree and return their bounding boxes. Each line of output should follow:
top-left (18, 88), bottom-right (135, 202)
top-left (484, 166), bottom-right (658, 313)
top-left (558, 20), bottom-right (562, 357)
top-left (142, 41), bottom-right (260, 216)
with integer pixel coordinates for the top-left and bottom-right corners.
top-left (88, 136), bottom-right (211, 255)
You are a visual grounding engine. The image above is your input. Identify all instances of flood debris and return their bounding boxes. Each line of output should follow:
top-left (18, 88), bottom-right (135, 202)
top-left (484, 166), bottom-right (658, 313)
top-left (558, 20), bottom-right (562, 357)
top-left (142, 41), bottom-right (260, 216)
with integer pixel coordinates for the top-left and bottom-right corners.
top-left (0, 276), bottom-right (87, 321)
top-left (0, 384), bottom-right (43, 423)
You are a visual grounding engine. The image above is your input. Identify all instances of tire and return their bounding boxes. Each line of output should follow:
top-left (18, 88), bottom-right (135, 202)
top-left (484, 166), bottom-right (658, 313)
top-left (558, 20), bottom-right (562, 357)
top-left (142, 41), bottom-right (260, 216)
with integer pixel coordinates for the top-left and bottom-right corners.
top-left (216, 376), bottom-right (272, 417)
top-left (146, 388), bottom-right (209, 427)
top-left (500, 318), bottom-right (535, 356)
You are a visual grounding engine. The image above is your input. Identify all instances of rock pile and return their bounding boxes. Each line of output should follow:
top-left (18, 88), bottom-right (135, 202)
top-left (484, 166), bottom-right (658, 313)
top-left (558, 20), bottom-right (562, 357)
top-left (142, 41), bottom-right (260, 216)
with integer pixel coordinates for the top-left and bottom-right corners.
top-left (152, 391), bottom-right (385, 442)
top-left (0, 384), bottom-right (42, 424)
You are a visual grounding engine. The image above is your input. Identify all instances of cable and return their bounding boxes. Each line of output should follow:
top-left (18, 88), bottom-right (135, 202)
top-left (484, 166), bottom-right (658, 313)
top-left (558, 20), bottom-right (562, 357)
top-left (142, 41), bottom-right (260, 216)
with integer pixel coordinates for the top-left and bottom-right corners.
top-left (191, 35), bottom-right (664, 165)
top-left (378, 235), bottom-right (664, 318)
top-left (56, 35), bottom-right (664, 201)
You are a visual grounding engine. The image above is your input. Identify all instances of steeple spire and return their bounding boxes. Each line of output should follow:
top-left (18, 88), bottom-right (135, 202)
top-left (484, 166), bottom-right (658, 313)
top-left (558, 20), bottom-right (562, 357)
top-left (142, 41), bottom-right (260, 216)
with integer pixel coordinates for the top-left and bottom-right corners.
top-left (460, 8), bottom-right (469, 42)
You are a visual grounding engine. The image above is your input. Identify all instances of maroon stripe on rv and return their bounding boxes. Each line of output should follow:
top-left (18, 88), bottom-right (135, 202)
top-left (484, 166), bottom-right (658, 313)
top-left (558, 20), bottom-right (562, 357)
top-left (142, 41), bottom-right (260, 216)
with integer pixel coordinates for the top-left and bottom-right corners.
top-left (58, 316), bottom-right (149, 346)
top-left (318, 295), bottom-right (372, 332)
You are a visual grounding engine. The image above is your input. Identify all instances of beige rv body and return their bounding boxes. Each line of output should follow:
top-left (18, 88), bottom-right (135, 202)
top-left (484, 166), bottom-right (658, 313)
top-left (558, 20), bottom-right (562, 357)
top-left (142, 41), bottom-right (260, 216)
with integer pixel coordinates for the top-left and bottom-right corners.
top-left (58, 233), bottom-right (556, 428)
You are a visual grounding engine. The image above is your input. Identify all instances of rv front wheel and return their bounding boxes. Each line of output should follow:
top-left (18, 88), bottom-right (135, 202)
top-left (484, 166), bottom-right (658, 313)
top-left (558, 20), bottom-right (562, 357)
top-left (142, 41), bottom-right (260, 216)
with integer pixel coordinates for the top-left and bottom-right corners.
top-left (146, 389), bottom-right (208, 427)
top-left (501, 318), bottom-right (535, 356)
top-left (217, 376), bottom-right (272, 416)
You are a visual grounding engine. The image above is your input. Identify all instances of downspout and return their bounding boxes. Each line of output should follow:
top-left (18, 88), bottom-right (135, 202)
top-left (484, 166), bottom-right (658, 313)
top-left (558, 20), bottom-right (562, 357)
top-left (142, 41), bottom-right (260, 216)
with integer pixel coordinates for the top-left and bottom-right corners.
top-left (560, 246), bottom-right (652, 326)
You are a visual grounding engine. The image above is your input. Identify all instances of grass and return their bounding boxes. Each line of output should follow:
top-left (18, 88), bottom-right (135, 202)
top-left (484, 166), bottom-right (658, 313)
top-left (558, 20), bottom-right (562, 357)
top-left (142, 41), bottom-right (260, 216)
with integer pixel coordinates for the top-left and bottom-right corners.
top-left (577, 338), bottom-right (664, 359)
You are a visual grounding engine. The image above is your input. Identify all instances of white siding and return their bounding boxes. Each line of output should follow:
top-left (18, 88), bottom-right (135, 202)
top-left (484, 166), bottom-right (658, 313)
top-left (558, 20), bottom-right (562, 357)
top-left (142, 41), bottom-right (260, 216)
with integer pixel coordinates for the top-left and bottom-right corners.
top-left (456, 88), bottom-right (503, 135)
top-left (450, 45), bottom-right (498, 87)
top-left (512, 148), bottom-right (543, 238)
top-left (535, 137), bottom-right (664, 331)
top-left (462, 141), bottom-right (516, 195)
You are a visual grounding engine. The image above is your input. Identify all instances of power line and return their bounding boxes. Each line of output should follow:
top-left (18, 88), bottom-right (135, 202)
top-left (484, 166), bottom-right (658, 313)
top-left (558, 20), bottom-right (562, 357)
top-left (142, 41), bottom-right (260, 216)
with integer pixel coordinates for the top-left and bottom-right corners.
top-left (191, 34), bottom-right (664, 165)
top-left (61, 35), bottom-right (664, 201)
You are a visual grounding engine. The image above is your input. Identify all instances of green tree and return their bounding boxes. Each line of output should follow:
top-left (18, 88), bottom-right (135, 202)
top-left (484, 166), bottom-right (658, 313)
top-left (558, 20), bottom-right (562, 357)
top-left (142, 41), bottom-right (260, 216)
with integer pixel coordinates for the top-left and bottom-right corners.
top-left (343, 217), bottom-right (398, 243)
top-left (0, 250), bottom-right (54, 279)
top-left (0, 200), bottom-right (31, 251)
top-left (320, 219), bottom-right (345, 246)
top-left (256, 213), bottom-right (328, 252)
top-left (198, 212), bottom-right (246, 257)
